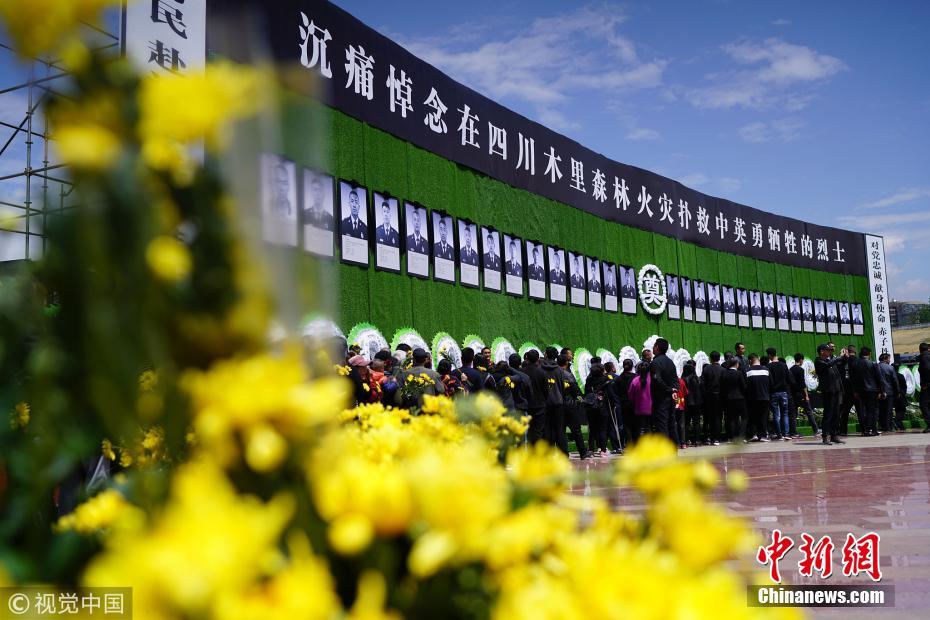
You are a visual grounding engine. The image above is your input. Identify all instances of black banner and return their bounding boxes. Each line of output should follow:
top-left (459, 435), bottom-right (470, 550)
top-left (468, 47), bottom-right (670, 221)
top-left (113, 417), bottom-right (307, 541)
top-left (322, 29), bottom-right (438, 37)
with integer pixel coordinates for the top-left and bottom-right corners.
top-left (213, 0), bottom-right (866, 276)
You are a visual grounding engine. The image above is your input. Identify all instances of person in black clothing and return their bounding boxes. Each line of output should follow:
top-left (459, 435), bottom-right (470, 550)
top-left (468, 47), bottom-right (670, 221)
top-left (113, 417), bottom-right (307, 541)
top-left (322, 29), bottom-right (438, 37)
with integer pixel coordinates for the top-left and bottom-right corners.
top-left (766, 347), bottom-right (792, 441)
top-left (851, 346), bottom-right (884, 437)
top-left (460, 348), bottom-right (496, 393)
top-left (876, 353), bottom-right (898, 432)
top-left (735, 343), bottom-right (749, 374)
top-left (539, 347), bottom-right (569, 453)
top-left (522, 349), bottom-right (550, 444)
top-left (701, 351), bottom-right (723, 445)
top-left (893, 364), bottom-right (909, 431)
top-left (789, 353), bottom-right (819, 436)
top-left (615, 358), bottom-right (637, 446)
top-left (650, 338), bottom-right (678, 440)
top-left (815, 343), bottom-right (846, 445)
top-left (508, 353), bottom-right (531, 415)
top-left (721, 358), bottom-right (747, 442)
top-left (557, 353), bottom-right (590, 458)
top-left (837, 344), bottom-right (858, 436)
top-left (584, 363), bottom-right (611, 456)
top-left (683, 362), bottom-right (703, 446)
top-left (919, 342), bottom-right (930, 432)
top-left (602, 361), bottom-right (624, 453)
top-left (746, 354), bottom-right (772, 441)
top-left (491, 360), bottom-right (519, 411)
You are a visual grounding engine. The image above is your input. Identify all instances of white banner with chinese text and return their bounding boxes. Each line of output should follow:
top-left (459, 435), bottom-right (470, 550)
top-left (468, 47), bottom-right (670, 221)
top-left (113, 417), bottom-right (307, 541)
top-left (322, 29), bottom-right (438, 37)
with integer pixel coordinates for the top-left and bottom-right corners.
top-left (865, 235), bottom-right (893, 358)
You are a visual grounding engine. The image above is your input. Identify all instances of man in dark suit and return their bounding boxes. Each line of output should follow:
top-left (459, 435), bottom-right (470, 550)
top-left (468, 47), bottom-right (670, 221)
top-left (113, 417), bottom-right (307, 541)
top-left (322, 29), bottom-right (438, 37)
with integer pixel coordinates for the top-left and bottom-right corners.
top-left (604, 267), bottom-right (617, 296)
top-left (815, 344), bottom-right (846, 445)
top-left (406, 209), bottom-right (428, 254)
top-left (304, 174), bottom-right (333, 230)
top-left (483, 231), bottom-right (501, 271)
top-left (840, 304), bottom-right (850, 324)
top-left (693, 282), bottom-right (705, 308)
top-left (709, 287), bottom-right (721, 311)
top-left (815, 302), bottom-right (825, 323)
top-left (505, 240), bottom-right (522, 276)
top-left (791, 299), bottom-right (801, 321)
top-left (750, 292), bottom-right (762, 317)
top-left (667, 277), bottom-right (679, 305)
top-left (549, 251), bottom-right (566, 285)
top-left (375, 201), bottom-right (399, 247)
top-left (851, 346), bottom-right (884, 436)
top-left (650, 338), bottom-right (678, 440)
top-left (340, 189), bottom-right (367, 239)
top-left (433, 219), bottom-right (454, 261)
top-left (588, 260), bottom-right (601, 293)
top-left (621, 269), bottom-right (636, 298)
top-left (460, 226), bottom-right (479, 266)
top-left (777, 296), bottom-right (788, 318)
top-left (764, 293), bottom-right (775, 317)
top-left (271, 162), bottom-right (292, 216)
top-left (570, 256), bottom-right (585, 289)
top-left (528, 246), bottom-right (545, 281)
top-left (681, 279), bottom-right (691, 306)
top-left (723, 290), bottom-right (735, 313)
top-left (852, 305), bottom-right (863, 325)
top-left (803, 300), bottom-right (813, 321)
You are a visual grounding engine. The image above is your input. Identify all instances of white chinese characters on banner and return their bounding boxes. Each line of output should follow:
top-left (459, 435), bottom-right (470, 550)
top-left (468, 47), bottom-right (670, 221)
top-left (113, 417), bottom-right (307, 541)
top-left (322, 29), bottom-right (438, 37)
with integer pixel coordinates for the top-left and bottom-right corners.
top-left (123, 1), bottom-right (206, 74)
top-left (866, 235), bottom-right (894, 357)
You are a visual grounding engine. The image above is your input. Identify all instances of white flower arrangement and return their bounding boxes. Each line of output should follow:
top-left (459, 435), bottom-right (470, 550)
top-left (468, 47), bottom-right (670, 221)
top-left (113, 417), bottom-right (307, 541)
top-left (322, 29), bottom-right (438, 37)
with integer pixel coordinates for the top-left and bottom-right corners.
top-left (638, 264), bottom-right (667, 315)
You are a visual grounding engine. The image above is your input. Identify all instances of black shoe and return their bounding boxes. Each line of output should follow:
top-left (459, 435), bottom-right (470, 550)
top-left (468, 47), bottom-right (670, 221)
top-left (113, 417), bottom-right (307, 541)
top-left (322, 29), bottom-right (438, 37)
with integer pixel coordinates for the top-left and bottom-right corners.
top-left (831, 437), bottom-right (845, 444)
top-left (580, 451), bottom-right (592, 460)
top-left (923, 428), bottom-right (930, 433)
top-left (610, 448), bottom-right (623, 455)
top-left (822, 439), bottom-right (833, 445)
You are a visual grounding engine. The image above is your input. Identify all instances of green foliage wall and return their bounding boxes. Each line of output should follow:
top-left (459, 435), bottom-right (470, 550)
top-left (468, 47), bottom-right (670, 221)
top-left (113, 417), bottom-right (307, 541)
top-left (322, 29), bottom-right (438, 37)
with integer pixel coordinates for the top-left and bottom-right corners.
top-left (283, 95), bottom-right (872, 358)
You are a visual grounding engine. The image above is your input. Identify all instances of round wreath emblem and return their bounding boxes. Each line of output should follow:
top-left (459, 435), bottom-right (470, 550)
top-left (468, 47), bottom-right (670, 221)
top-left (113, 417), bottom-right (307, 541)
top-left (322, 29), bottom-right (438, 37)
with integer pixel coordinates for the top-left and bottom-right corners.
top-left (637, 264), bottom-right (667, 315)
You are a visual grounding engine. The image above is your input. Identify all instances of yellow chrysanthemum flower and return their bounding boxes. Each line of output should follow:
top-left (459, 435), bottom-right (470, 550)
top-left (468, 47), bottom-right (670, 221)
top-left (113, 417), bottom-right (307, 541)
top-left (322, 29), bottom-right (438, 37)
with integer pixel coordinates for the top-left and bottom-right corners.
top-left (146, 235), bottom-right (192, 282)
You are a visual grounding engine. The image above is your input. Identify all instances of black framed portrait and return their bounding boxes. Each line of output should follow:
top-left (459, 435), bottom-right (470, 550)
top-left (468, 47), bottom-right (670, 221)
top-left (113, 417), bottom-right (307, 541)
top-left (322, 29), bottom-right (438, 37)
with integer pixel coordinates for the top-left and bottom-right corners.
top-left (301, 168), bottom-right (334, 257)
top-left (681, 276), bottom-right (693, 321)
top-left (801, 297), bottom-right (814, 332)
top-left (526, 240), bottom-right (547, 300)
top-left (620, 265), bottom-right (637, 314)
top-left (432, 211), bottom-right (456, 284)
top-left (666, 274), bottom-right (681, 320)
top-left (372, 191), bottom-right (401, 272)
top-left (338, 180), bottom-right (369, 265)
top-left (262, 153), bottom-right (298, 247)
top-left (789, 296), bottom-right (802, 331)
top-left (481, 226), bottom-right (502, 291)
top-left (457, 219), bottom-right (480, 288)
top-left (603, 262), bottom-right (619, 313)
top-left (692, 279), bottom-right (707, 322)
top-left (587, 256), bottom-right (602, 310)
top-left (404, 202), bottom-right (430, 278)
top-left (707, 282), bottom-right (722, 324)
top-left (852, 303), bottom-right (864, 335)
top-left (722, 285), bottom-right (736, 325)
top-left (548, 246), bottom-right (567, 304)
top-left (503, 233), bottom-right (524, 296)
top-left (568, 251), bottom-right (586, 307)
top-left (826, 300), bottom-right (839, 334)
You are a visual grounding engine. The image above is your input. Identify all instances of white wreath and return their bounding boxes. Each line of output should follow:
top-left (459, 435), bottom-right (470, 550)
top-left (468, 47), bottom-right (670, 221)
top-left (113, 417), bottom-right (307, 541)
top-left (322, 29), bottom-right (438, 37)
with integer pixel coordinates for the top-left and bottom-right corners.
top-left (637, 264), bottom-right (667, 315)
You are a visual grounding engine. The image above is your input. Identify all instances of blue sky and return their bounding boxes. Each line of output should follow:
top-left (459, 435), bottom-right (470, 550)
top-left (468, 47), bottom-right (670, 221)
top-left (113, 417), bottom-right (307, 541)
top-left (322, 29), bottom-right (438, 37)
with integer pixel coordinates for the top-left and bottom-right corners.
top-left (336, 0), bottom-right (930, 301)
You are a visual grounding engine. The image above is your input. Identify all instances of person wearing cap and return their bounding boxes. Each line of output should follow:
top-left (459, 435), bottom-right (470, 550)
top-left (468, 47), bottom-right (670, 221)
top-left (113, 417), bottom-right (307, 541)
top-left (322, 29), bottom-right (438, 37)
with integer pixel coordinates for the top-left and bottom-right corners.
top-left (348, 355), bottom-right (381, 406)
top-left (395, 347), bottom-right (444, 406)
top-left (814, 343), bottom-right (846, 445)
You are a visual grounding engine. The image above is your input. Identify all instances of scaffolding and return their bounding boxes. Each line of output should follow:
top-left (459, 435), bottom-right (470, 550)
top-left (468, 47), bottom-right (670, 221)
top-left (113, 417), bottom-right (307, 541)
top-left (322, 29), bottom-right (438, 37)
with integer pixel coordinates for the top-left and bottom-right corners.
top-left (0, 22), bottom-right (119, 263)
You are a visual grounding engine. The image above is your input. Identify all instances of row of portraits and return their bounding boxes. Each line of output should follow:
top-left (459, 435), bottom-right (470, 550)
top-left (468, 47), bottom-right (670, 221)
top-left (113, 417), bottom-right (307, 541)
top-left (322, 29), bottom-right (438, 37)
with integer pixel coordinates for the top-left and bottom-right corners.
top-left (261, 156), bottom-right (865, 334)
top-left (663, 275), bottom-right (864, 335)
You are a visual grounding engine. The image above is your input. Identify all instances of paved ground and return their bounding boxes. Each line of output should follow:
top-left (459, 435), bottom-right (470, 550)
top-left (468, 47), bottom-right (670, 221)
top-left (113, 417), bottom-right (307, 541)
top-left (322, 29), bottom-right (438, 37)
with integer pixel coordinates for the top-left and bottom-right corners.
top-left (570, 432), bottom-right (930, 618)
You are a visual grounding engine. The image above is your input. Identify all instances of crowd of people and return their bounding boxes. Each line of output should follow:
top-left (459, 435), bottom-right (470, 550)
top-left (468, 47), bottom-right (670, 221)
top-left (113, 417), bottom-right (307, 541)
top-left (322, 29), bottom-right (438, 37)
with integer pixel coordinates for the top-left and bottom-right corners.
top-left (342, 337), bottom-right (930, 457)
